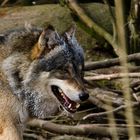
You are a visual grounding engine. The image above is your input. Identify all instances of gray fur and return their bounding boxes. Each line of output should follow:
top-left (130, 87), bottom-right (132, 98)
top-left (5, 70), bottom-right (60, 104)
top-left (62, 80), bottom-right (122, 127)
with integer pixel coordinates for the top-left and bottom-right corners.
top-left (2, 53), bottom-right (30, 93)
top-left (0, 26), bottom-right (42, 54)
top-left (1, 25), bottom-right (85, 119)
top-left (20, 88), bottom-right (59, 118)
top-left (64, 25), bottom-right (84, 67)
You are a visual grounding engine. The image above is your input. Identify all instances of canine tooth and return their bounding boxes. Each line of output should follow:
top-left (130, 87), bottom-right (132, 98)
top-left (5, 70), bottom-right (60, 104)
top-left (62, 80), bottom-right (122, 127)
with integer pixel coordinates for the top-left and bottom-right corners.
top-left (58, 88), bottom-right (63, 93)
top-left (68, 104), bottom-right (72, 108)
top-left (76, 103), bottom-right (80, 108)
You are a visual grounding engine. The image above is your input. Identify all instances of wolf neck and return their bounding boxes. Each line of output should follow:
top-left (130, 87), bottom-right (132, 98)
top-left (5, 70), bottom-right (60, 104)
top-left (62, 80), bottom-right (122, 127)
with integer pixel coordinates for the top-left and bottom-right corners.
top-left (19, 88), bottom-right (59, 119)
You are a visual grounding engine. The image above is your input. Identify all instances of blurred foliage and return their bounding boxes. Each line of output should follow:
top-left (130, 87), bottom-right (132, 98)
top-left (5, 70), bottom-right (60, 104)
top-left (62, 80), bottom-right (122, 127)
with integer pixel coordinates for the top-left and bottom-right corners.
top-left (0, 0), bottom-right (130, 6)
top-left (0, 0), bottom-right (139, 55)
top-left (19, 0), bottom-right (33, 5)
top-left (59, 0), bottom-right (66, 6)
top-left (65, 0), bottom-right (140, 56)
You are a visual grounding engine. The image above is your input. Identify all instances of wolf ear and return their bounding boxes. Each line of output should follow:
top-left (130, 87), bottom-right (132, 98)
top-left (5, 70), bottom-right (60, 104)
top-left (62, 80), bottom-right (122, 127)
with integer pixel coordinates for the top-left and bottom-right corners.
top-left (31, 25), bottom-right (60, 60)
top-left (65, 24), bottom-right (76, 39)
top-left (38, 25), bottom-right (60, 48)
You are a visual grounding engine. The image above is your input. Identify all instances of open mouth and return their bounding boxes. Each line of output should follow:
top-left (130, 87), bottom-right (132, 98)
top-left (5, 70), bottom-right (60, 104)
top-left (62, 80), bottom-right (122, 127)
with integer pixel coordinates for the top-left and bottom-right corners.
top-left (51, 85), bottom-right (80, 113)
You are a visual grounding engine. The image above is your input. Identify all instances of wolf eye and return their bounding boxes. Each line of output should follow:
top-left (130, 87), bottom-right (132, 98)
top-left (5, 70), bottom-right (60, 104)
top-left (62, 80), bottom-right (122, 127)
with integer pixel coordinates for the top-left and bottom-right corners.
top-left (52, 70), bottom-right (69, 80)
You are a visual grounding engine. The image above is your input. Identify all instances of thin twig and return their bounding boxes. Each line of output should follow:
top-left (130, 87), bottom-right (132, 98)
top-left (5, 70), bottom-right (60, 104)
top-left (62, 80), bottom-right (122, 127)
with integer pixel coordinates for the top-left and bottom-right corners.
top-left (1, 0), bottom-right (9, 6)
top-left (88, 96), bottom-right (113, 111)
top-left (23, 133), bottom-right (45, 140)
top-left (103, 0), bottom-right (117, 42)
top-left (83, 102), bottom-right (139, 120)
top-left (83, 105), bottom-right (124, 120)
top-left (52, 135), bottom-right (95, 140)
top-left (84, 72), bottom-right (140, 81)
top-left (65, 0), bottom-right (119, 55)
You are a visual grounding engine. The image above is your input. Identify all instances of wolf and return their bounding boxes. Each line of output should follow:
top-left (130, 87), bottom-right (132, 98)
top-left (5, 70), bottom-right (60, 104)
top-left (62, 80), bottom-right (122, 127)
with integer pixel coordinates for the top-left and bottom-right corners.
top-left (0, 24), bottom-right (89, 139)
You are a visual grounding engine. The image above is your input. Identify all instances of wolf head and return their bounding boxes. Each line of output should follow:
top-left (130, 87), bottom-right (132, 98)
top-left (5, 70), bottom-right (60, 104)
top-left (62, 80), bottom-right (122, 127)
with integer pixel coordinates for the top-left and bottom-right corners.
top-left (0, 26), bottom-right (89, 118)
top-left (24, 25), bottom-right (89, 114)
top-left (1, 24), bottom-right (89, 119)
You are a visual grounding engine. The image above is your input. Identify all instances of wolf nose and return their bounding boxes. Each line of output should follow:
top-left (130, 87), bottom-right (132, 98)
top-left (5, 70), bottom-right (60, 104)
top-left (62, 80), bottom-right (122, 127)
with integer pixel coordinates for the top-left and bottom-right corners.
top-left (79, 92), bottom-right (89, 101)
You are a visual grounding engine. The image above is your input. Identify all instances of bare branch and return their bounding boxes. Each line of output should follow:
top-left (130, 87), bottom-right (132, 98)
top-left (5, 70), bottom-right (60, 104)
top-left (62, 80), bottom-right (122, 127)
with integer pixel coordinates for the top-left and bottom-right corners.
top-left (89, 88), bottom-right (124, 106)
top-left (65, 0), bottom-right (119, 55)
top-left (83, 102), bottom-right (139, 120)
top-left (84, 52), bottom-right (140, 71)
top-left (88, 96), bottom-right (112, 111)
top-left (115, 0), bottom-right (136, 138)
top-left (23, 133), bottom-right (45, 140)
top-left (52, 135), bottom-right (95, 140)
top-left (1, 0), bottom-right (9, 6)
top-left (103, 0), bottom-right (117, 42)
top-left (85, 73), bottom-right (140, 81)
top-left (28, 119), bottom-right (128, 137)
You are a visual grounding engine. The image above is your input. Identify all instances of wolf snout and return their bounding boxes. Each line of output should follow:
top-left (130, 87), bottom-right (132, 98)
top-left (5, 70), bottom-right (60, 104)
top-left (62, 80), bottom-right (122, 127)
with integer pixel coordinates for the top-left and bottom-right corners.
top-left (79, 92), bottom-right (89, 101)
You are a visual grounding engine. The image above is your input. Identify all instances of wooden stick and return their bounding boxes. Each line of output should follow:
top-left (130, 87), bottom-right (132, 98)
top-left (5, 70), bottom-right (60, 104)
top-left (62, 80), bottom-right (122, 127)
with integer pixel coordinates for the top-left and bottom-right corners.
top-left (83, 102), bottom-right (139, 120)
top-left (84, 53), bottom-right (140, 71)
top-left (1, 0), bottom-right (9, 6)
top-left (28, 119), bottom-right (128, 137)
top-left (84, 72), bottom-right (140, 81)
top-left (66, 0), bottom-right (119, 55)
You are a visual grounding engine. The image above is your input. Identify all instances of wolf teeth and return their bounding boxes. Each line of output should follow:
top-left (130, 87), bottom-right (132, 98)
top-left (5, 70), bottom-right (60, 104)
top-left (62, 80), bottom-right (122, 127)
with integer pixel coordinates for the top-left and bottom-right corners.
top-left (58, 88), bottom-right (63, 93)
top-left (68, 104), bottom-right (72, 109)
top-left (76, 103), bottom-right (80, 109)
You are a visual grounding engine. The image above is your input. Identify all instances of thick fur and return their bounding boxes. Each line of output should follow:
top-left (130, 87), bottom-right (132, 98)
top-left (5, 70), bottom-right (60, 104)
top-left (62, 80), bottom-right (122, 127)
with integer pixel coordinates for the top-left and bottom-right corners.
top-left (1, 25), bottom-right (62, 118)
top-left (0, 24), bottom-right (88, 139)
top-left (0, 71), bottom-right (28, 140)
